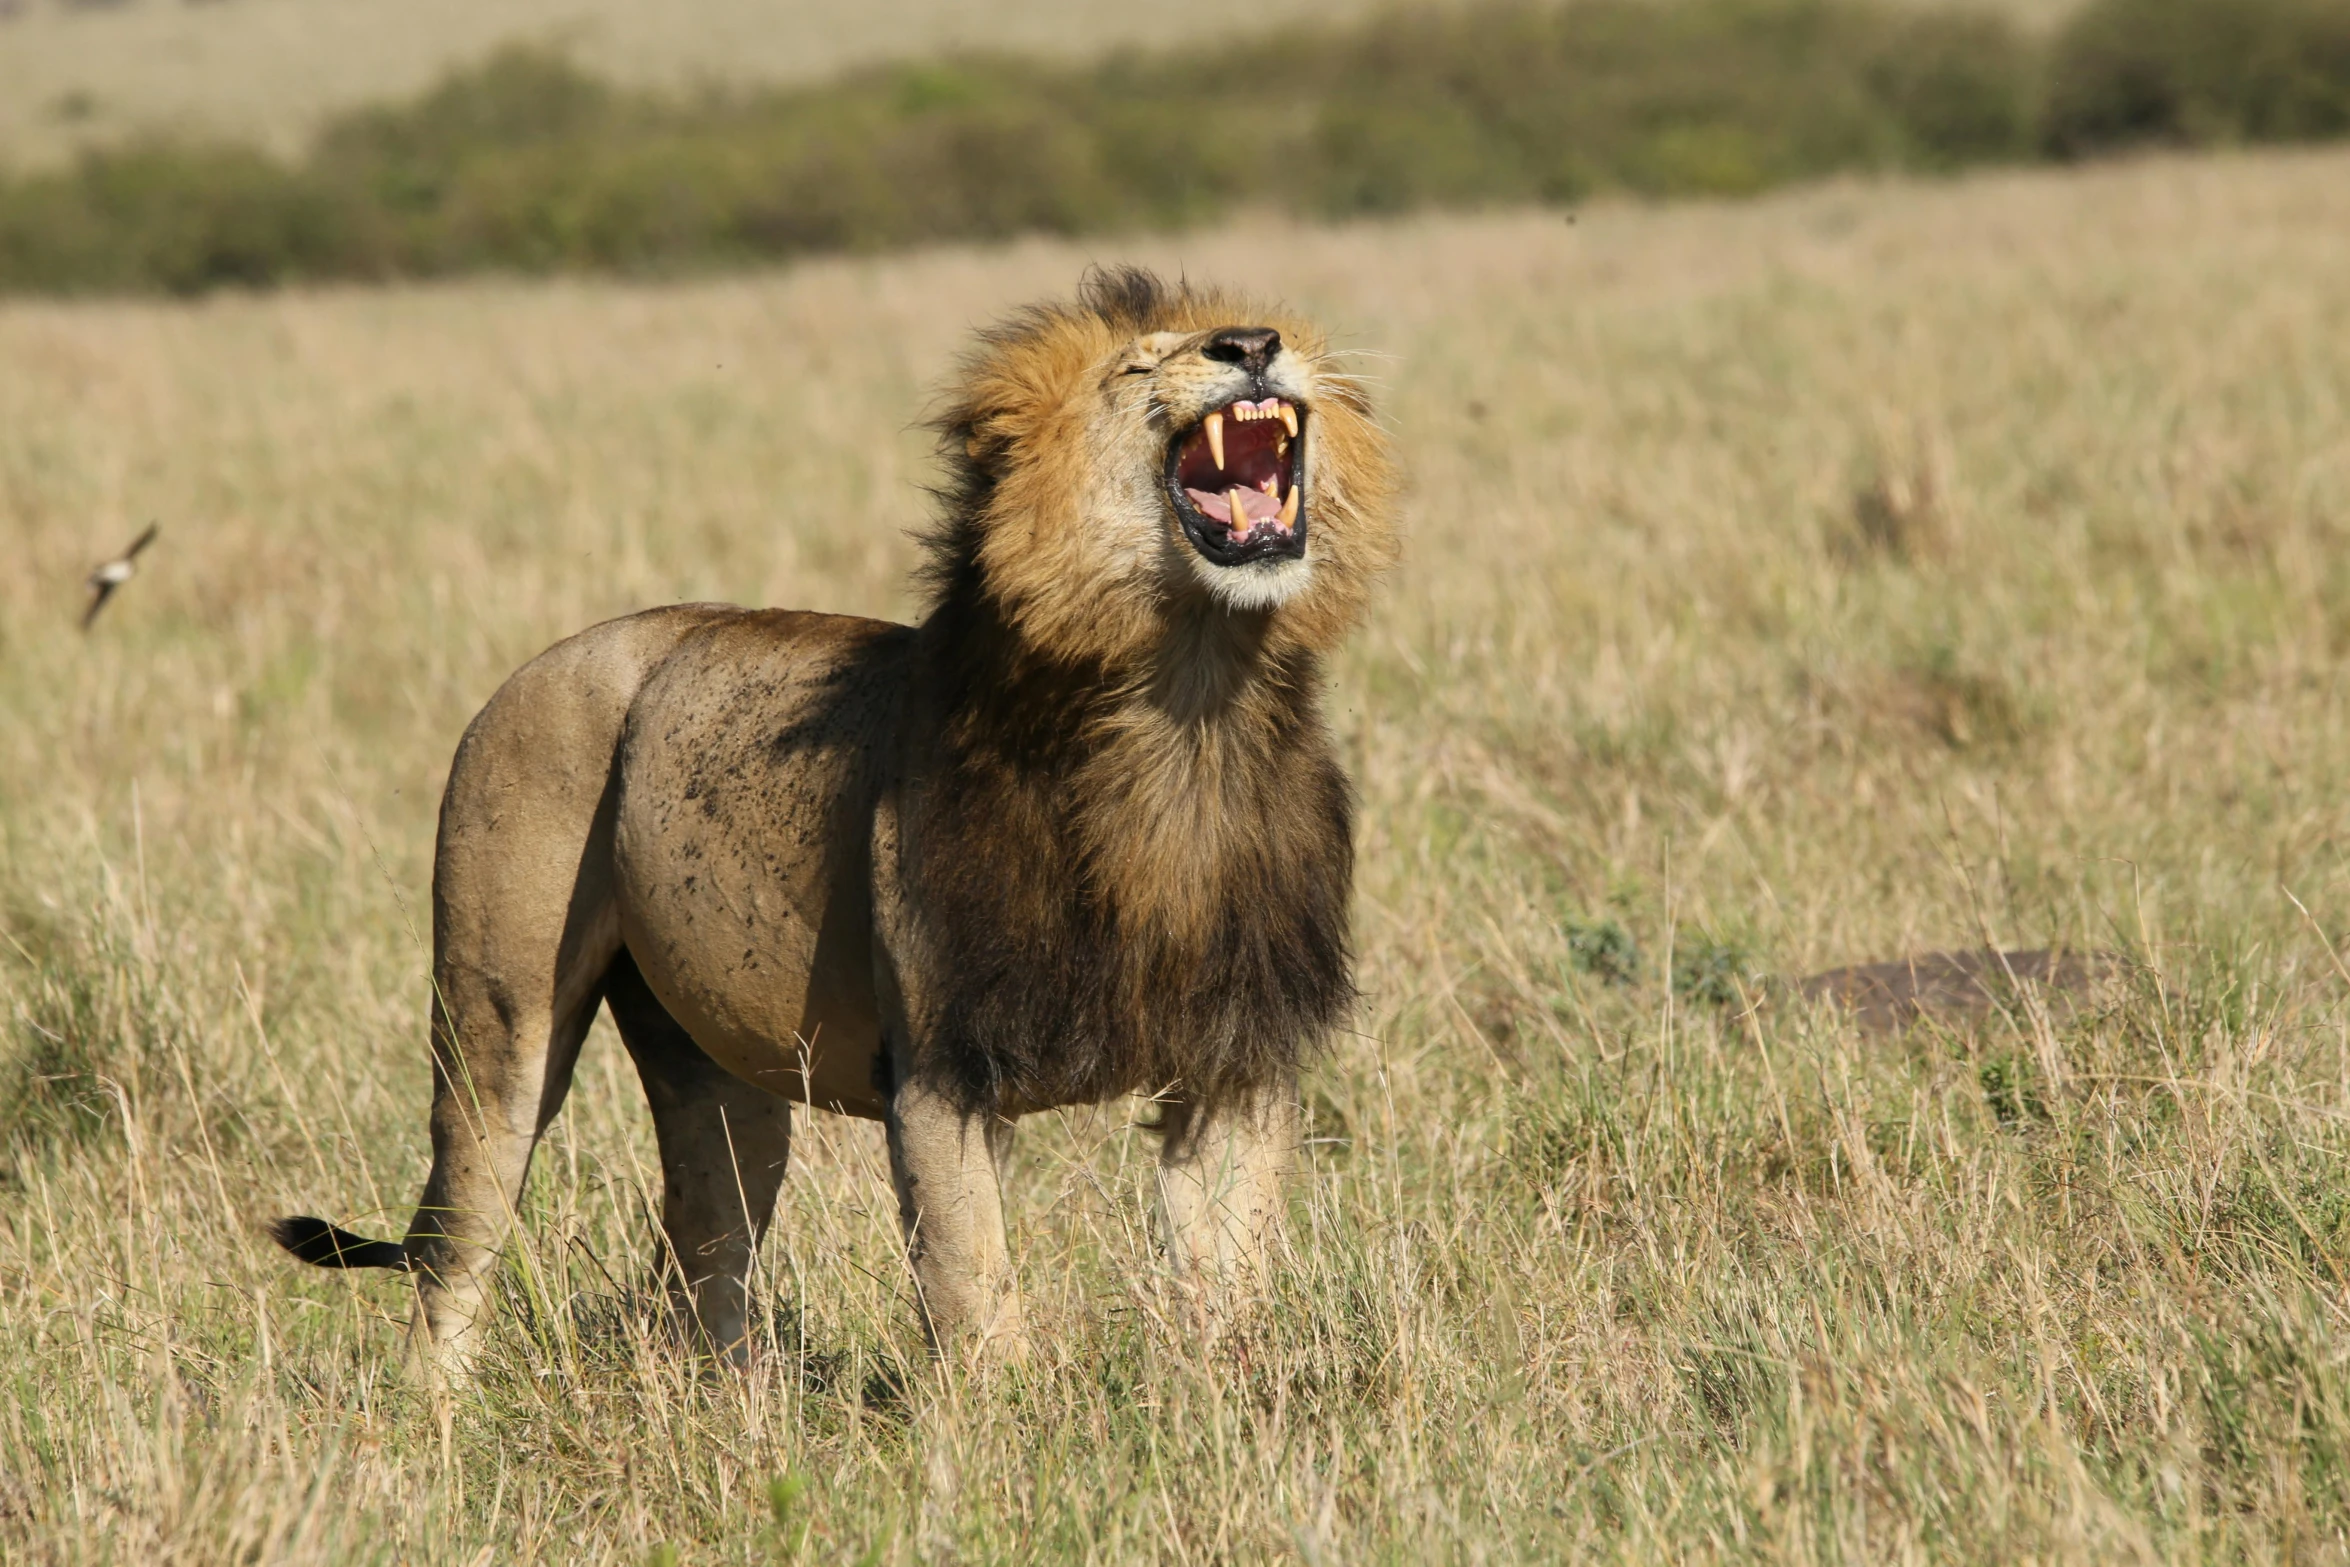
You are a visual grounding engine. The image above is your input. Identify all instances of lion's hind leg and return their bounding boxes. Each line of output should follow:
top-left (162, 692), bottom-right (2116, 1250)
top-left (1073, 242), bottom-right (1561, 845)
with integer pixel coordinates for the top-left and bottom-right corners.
top-left (401, 605), bottom-right (737, 1377)
top-left (605, 948), bottom-right (793, 1365)
top-left (406, 939), bottom-right (613, 1376)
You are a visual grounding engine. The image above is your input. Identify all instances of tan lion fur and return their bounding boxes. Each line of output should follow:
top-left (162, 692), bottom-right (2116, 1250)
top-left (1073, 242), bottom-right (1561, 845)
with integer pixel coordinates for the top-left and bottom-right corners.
top-left (273, 268), bottom-right (1398, 1371)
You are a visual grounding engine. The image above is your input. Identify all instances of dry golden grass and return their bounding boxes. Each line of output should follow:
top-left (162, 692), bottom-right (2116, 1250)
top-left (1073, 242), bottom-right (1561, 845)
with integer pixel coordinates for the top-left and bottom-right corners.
top-left (6, 145), bottom-right (2350, 1562)
top-left (0, 0), bottom-right (2092, 168)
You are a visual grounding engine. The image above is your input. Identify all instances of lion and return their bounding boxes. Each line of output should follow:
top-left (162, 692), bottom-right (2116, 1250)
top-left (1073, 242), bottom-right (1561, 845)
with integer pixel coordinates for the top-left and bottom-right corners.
top-left (272, 267), bottom-right (1399, 1372)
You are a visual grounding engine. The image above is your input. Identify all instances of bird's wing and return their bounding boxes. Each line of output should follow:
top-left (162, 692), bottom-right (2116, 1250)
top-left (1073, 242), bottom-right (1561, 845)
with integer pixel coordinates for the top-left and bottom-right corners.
top-left (81, 580), bottom-right (116, 630)
top-left (123, 523), bottom-right (160, 560)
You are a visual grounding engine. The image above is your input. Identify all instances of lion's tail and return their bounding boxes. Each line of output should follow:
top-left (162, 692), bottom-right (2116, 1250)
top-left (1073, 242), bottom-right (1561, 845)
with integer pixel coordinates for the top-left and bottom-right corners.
top-left (270, 1215), bottom-right (412, 1272)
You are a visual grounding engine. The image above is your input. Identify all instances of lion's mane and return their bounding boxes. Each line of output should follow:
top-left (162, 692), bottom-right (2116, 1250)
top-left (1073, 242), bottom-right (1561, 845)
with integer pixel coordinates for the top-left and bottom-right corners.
top-left (901, 267), bottom-right (1397, 1112)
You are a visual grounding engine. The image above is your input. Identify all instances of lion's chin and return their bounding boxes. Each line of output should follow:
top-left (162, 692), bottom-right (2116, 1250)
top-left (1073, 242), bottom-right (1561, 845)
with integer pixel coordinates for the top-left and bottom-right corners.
top-left (1166, 395), bottom-right (1307, 571)
top-left (1187, 550), bottom-right (1315, 611)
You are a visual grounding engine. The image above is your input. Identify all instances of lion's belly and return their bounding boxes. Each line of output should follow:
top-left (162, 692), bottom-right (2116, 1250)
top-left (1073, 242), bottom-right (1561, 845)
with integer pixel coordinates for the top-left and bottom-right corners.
top-left (610, 611), bottom-right (911, 1120)
top-left (615, 832), bottom-right (886, 1118)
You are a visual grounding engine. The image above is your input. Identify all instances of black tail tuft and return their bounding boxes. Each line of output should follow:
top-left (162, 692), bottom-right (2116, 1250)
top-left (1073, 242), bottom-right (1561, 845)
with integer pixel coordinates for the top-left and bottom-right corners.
top-left (270, 1215), bottom-right (411, 1272)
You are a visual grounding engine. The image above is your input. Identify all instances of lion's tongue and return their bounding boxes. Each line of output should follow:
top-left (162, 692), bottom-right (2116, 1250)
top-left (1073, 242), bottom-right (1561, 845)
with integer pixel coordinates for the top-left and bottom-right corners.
top-left (1186, 486), bottom-right (1283, 531)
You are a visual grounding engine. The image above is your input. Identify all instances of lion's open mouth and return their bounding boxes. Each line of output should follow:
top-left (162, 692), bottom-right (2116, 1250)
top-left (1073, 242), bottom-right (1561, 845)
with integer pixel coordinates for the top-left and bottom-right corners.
top-left (1166, 397), bottom-right (1306, 567)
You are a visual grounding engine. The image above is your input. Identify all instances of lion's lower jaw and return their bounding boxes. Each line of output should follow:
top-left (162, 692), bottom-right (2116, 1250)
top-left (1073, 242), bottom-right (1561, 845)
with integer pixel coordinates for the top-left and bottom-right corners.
top-left (1189, 551), bottom-right (1314, 611)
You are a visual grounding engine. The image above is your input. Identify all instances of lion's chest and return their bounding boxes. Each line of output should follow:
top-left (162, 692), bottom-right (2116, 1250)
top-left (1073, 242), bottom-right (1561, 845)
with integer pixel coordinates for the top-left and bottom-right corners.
top-left (901, 723), bottom-right (1355, 1109)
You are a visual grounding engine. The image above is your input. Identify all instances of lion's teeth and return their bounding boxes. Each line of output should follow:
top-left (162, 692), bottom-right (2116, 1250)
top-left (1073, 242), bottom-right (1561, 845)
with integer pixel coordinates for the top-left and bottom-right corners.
top-left (1278, 484), bottom-right (1299, 530)
top-left (1204, 411), bottom-right (1225, 470)
top-left (1227, 487), bottom-right (1250, 535)
top-left (1279, 402), bottom-right (1299, 437)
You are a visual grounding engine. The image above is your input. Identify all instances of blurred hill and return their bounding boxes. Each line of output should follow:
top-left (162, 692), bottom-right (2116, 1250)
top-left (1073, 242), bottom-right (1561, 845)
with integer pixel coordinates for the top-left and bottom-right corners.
top-left (0, 0), bottom-right (2090, 168)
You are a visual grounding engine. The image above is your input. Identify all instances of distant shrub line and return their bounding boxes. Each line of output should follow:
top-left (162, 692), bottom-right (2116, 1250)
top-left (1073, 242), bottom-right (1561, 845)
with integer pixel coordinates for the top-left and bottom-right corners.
top-left (2, 0), bottom-right (2346, 295)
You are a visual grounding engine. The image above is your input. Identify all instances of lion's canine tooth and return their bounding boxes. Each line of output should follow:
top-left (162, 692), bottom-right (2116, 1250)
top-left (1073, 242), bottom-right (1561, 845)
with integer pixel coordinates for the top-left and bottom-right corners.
top-left (1278, 484), bottom-right (1299, 530)
top-left (1279, 402), bottom-right (1299, 438)
top-left (1204, 411), bottom-right (1225, 470)
top-left (1227, 487), bottom-right (1250, 536)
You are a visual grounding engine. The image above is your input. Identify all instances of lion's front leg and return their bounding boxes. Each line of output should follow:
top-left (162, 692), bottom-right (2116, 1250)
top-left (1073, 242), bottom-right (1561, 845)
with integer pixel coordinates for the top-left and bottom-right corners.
top-left (884, 1078), bottom-right (1028, 1363)
top-left (1156, 1081), bottom-right (1299, 1309)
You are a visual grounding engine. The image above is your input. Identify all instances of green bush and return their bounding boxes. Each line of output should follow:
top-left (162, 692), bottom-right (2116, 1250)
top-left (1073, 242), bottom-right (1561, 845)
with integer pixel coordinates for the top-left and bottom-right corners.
top-left (1, 0), bottom-right (2346, 294)
top-left (2044, 0), bottom-right (2350, 155)
top-left (1294, 1), bottom-right (2034, 209)
top-left (0, 141), bottom-right (380, 293)
top-left (1868, 10), bottom-right (2039, 167)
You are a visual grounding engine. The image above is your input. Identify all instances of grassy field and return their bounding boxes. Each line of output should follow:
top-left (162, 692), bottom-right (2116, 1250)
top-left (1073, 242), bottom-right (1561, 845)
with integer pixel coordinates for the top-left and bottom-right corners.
top-left (5, 145), bottom-right (2350, 1562)
top-left (0, 0), bottom-right (2091, 168)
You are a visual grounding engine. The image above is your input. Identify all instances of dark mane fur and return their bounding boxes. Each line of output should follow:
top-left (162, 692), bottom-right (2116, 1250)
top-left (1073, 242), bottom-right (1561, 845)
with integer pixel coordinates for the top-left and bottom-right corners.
top-left (905, 588), bottom-right (1355, 1111)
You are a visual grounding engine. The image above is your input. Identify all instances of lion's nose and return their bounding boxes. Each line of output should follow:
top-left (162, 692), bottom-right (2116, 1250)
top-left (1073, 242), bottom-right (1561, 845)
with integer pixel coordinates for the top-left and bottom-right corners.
top-left (1203, 327), bottom-right (1282, 373)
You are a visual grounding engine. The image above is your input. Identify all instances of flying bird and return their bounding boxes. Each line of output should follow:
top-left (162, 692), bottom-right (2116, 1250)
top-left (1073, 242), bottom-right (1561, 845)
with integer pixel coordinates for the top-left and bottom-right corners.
top-left (82, 523), bottom-right (159, 630)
